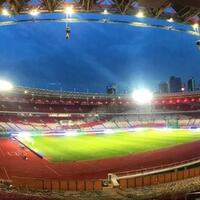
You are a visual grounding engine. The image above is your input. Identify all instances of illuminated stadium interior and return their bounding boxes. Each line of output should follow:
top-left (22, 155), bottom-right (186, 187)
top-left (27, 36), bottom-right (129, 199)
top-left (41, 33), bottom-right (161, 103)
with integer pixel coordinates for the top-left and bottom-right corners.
top-left (1, 1), bottom-right (200, 200)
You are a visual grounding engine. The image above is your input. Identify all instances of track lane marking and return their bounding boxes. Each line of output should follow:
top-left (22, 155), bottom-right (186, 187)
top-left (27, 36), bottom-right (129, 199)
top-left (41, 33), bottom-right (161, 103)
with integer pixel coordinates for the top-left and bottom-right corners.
top-left (45, 165), bottom-right (61, 177)
top-left (3, 167), bottom-right (10, 180)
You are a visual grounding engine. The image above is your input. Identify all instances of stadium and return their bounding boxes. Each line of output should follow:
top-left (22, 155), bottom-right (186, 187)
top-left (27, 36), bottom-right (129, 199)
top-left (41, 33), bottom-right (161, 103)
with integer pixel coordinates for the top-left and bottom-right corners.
top-left (1, 0), bottom-right (200, 200)
top-left (1, 87), bottom-right (200, 199)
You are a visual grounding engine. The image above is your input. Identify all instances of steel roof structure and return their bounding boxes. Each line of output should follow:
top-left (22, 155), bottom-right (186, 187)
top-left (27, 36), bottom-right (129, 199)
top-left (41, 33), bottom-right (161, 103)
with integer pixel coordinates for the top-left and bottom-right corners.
top-left (0, 0), bottom-right (199, 25)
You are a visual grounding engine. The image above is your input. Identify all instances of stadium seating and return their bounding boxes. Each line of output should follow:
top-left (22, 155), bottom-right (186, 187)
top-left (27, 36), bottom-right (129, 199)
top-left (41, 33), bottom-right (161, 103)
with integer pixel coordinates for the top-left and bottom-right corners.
top-left (2, 112), bottom-right (200, 131)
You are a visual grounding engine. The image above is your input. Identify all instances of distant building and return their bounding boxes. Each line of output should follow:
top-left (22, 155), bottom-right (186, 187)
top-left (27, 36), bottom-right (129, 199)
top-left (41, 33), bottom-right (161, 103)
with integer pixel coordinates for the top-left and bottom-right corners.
top-left (169, 76), bottom-right (182, 93)
top-left (188, 78), bottom-right (196, 92)
top-left (106, 84), bottom-right (117, 95)
top-left (159, 82), bottom-right (168, 94)
top-left (123, 89), bottom-right (129, 94)
top-left (181, 83), bottom-right (186, 92)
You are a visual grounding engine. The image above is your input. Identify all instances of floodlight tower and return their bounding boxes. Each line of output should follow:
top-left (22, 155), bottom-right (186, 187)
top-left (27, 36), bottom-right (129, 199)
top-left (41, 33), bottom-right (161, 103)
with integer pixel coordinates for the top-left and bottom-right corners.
top-left (65, 6), bottom-right (74, 40)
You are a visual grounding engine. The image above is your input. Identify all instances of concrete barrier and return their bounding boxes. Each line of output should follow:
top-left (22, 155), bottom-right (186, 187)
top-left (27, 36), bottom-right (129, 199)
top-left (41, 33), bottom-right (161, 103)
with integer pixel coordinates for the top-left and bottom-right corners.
top-left (13, 177), bottom-right (103, 191)
top-left (117, 167), bottom-right (200, 189)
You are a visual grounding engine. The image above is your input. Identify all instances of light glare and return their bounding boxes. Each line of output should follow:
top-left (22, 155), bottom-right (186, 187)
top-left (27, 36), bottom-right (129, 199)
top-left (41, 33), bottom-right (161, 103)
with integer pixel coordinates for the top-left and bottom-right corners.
top-left (103, 9), bottom-right (108, 15)
top-left (1, 8), bottom-right (10, 16)
top-left (65, 6), bottom-right (74, 15)
top-left (0, 80), bottom-right (13, 91)
top-left (167, 18), bottom-right (174, 23)
top-left (136, 11), bottom-right (145, 18)
top-left (30, 9), bottom-right (40, 16)
top-left (192, 23), bottom-right (199, 32)
top-left (132, 89), bottom-right (153, 104)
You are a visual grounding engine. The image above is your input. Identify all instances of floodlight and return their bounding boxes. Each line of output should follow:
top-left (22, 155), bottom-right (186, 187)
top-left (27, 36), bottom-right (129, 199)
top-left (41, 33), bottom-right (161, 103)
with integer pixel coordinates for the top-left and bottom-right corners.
top-left (1, 8), bottom-right (10, 16)
top-left (0, 80), bottom-right (13, 91)
top-left (192, 23), bottom-right (199, 32)
top-left (132, 89), bottom-right (153, 105)
top-left (103, 9), bottom-right (108, 15)
top-left (167, 18), bottom-right (174, 23)
top-left (136, 11), bottom-right (145, 18)
top-left (30, 9), bottom-right (40, 16)
top-left (65, 6), bottom-right (74, 16)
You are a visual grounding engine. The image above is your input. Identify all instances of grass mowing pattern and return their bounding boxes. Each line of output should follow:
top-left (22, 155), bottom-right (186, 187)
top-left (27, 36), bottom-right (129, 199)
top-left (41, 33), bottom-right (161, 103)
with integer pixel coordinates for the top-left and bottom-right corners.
top-left (20, 129), bottom-right (200, 162)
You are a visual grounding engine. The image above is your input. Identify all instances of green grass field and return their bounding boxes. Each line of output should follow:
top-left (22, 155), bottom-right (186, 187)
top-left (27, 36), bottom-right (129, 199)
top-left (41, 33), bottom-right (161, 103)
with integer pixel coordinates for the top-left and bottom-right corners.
top-left (19, 129), bottom-right (200, 162)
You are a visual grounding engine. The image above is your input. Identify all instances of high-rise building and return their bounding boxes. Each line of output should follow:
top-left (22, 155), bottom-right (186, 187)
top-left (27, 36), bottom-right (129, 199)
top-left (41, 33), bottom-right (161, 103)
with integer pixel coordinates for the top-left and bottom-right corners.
top-left (158, 82), bottom-right (168, 94)
top-left (188, 78), bottom-right (196, 92)
top-left (106, 83), bottom-right (117, 95)
top-left (169, 76), bottom-right (182, 93)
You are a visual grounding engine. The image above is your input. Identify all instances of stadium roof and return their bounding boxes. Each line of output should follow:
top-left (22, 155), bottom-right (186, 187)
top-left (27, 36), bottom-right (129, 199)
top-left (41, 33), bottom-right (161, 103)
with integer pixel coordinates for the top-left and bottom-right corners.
top-left (0, 0), bottom-right (199, 25)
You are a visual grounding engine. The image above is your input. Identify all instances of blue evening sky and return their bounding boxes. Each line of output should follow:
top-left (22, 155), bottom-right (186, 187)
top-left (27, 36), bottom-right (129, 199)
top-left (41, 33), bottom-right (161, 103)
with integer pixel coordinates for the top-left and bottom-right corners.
top-left (0, 13), bottom-right (200, 93)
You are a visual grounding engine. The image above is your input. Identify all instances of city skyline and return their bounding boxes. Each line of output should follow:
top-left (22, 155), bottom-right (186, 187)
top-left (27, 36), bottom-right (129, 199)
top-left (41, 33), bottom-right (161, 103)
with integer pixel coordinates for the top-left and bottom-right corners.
top-left (158, 76), bottom-right (200, 94)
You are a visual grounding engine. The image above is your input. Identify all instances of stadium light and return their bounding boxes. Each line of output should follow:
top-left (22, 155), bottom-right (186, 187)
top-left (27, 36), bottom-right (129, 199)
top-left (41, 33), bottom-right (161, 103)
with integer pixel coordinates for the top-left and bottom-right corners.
top-left (192, 23), bottom-right (199, 32)
top-left (65, 6), bottom-right (74, 16)
top-left (132, 89), bottom-right (153, 105)
top-left (0, 80), bottom-right (13, 91)
top-left (30, 9), bottom-right (40, 17)
top-left (167, 18), bottom-right (174, 23)
top-left (103, 9), bottom-right (108, 15)
top-left (1, 8), bottom-right (10, 16)
top-left (136, 11), bottom-right (145, 18)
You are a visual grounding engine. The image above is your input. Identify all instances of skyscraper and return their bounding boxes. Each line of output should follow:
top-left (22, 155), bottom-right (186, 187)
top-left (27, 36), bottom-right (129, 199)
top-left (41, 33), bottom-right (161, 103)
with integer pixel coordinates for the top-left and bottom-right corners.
top-left (188, 77), bottom-right (196, 92)
top-left (159, 82), bottom-right (168, 94)
top-left (169, 76), bottom-right (182, 93)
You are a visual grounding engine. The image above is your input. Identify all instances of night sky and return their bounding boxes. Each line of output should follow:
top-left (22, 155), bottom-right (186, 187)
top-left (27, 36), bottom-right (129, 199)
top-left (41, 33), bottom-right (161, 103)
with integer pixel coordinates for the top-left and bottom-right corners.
top-left (0, 13), bottom-right (200, 93)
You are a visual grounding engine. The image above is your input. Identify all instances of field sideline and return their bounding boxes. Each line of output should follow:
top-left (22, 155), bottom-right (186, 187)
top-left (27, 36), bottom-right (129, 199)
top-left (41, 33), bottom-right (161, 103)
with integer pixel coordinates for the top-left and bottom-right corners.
top-left (18, 129), bottom-right (200, 162)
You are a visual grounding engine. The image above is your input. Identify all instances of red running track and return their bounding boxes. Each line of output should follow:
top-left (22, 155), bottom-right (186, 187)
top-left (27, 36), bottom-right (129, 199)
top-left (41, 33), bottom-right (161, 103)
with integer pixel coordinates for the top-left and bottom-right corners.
top-left (0, 138), bottom-right (200, 180)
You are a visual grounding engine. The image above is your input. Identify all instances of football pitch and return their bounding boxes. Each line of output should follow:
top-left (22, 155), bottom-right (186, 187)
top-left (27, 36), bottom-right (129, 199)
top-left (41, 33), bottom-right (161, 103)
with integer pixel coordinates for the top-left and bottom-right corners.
top-left (19, 129), bottom-right (200, 162)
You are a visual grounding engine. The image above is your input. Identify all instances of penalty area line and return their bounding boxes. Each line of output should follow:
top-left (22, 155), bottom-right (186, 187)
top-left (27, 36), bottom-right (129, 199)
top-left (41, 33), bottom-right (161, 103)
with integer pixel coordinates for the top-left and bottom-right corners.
top-left (45, 165), bottom-right (61, 177)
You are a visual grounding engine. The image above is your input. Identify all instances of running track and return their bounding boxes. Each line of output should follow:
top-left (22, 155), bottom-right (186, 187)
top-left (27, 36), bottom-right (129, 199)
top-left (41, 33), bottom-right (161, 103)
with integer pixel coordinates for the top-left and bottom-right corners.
top-left (0, 138), bottom-right (200, 180)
